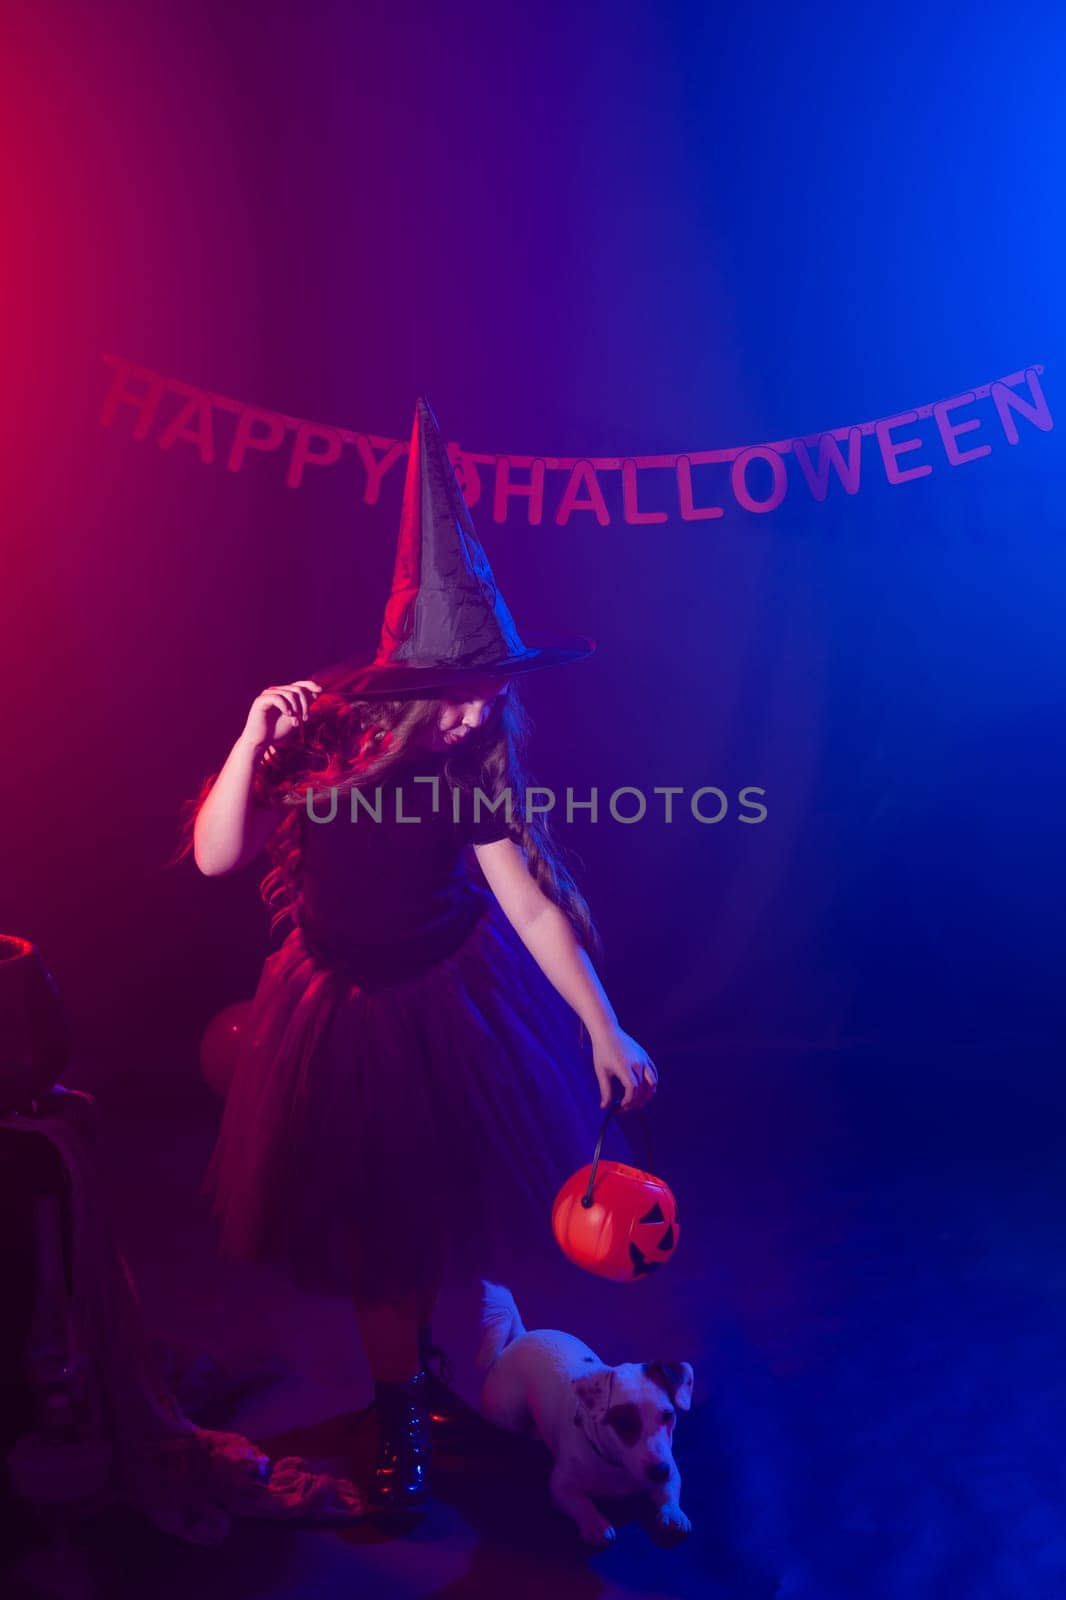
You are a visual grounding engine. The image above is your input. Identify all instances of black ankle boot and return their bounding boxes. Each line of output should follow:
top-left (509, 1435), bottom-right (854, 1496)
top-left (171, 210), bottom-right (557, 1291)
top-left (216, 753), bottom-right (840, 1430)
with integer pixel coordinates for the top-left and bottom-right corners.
top-left (370, 1369), bottom-right (432, 1515)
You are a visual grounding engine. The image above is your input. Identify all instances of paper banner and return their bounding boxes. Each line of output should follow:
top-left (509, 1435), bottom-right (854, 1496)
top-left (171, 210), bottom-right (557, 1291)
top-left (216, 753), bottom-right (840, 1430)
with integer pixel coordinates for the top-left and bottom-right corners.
top-left (99, 356), bottom-right (1053, 526)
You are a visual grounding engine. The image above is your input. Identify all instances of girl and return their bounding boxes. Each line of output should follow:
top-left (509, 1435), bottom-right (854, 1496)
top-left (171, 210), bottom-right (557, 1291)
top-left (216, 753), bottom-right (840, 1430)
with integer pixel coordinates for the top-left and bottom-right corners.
top-left (183, 399), bottom-right (659, 1518)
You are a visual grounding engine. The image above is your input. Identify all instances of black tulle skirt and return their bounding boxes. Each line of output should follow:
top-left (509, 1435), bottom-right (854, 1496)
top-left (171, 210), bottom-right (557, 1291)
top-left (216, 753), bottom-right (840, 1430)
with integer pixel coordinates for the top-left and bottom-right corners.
top-left (201, 897), bottom-right (634, 1306)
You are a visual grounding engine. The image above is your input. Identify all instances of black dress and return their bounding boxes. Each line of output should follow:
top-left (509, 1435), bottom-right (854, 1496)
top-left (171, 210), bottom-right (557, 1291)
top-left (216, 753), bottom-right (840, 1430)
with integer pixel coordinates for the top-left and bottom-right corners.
top-left (201, 743), bottom-right (626, 1305)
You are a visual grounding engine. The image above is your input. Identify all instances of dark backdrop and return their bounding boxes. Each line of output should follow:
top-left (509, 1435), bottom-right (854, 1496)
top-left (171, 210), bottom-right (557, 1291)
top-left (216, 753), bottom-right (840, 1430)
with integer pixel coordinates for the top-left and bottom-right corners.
top-left (5, 0), bottom-right (1063, 1084)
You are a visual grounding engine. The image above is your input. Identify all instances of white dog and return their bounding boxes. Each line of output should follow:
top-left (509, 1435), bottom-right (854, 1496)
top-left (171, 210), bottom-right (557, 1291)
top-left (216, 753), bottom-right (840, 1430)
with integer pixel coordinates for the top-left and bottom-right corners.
top-left (477, 1280), bottom-right (694, 1547)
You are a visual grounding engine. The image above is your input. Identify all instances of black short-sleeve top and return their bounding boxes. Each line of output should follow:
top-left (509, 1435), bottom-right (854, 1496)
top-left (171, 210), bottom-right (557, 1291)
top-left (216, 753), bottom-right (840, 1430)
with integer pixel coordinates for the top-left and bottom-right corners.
top-left (295, 743), bottom-right (515, 989)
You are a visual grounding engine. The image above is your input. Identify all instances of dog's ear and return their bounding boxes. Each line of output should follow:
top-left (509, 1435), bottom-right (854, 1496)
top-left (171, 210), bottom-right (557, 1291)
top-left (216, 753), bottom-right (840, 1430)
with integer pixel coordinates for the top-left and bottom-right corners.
top-left (643, 1360), bottom-right (695, 1411)
top-left (572, 1370), bottom-right (611, 1420)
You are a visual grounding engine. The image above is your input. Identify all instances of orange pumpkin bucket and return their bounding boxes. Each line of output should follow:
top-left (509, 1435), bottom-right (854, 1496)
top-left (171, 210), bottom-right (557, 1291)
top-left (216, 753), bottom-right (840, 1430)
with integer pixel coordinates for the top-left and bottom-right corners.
top-left (552, 1097), bottom-right (680, 1281)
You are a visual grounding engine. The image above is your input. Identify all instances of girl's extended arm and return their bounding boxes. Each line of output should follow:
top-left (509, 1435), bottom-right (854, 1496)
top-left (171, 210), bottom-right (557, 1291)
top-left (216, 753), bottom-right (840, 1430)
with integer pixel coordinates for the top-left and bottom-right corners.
top-left (473, 838), bottom-right (658, 1109)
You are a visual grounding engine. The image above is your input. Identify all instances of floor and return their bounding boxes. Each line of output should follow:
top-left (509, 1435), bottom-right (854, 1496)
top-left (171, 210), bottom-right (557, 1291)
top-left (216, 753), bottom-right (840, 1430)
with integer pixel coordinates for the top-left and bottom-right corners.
top-left (5, 1040), bottom-right (1065, 1599)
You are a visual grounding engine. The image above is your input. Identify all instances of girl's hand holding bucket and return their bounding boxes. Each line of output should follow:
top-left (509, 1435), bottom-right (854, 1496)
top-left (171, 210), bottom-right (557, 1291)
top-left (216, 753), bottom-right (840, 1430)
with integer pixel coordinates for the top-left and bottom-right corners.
top-left (591, 1024), bottom-right (658, 1111)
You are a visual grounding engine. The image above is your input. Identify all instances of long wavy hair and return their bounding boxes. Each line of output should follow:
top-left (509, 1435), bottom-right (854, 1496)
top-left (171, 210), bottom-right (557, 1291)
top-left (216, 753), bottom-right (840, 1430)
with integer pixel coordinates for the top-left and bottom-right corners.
top-left (175, 669), bottom-right (605, 967)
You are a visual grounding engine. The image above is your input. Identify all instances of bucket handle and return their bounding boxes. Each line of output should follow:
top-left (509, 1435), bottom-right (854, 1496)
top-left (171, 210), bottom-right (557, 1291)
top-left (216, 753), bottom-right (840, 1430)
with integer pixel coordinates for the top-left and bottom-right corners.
top-left (581, 1090), bottom-right (656, 1209)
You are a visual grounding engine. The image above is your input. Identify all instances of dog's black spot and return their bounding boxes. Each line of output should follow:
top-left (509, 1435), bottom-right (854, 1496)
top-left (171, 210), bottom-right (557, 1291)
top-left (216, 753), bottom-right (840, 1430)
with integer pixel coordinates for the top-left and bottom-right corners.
top-left (583, 1355), bottom-right (594, 1362)
top-left (645, 1362), bottom-right (684, 1404)
top-left (605, 1402), bottom-right (642, 1447)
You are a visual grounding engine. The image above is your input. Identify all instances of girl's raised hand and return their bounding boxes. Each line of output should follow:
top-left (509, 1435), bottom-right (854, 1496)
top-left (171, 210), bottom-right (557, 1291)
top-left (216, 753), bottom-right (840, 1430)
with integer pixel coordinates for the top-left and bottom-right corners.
top-left (242, 679), bottom-right (324, 749)
top-left (591, 1025), bottom-right (659, 1112)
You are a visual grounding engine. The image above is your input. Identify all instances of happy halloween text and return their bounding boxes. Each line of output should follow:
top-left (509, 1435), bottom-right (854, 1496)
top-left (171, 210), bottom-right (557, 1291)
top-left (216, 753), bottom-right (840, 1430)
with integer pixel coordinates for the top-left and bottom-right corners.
top-left (99, 357), bottom-right (1052, 525)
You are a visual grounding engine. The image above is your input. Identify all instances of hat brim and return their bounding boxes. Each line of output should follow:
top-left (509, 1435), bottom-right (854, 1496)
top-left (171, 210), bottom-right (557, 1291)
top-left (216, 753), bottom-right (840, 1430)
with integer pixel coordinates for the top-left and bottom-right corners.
top-left (315, 636), bottom-right (596, 698)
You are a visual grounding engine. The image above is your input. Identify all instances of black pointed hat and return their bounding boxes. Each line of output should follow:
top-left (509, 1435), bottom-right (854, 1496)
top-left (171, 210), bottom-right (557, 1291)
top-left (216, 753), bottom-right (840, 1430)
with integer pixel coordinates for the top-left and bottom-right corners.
top-left (319, 397), bottom-right (595, 698)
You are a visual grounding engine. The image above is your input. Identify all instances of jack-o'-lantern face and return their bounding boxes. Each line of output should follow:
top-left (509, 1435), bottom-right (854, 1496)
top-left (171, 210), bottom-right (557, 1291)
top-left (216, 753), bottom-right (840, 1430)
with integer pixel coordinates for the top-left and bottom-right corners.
top-left (628, 1192), bottom-right (681, 1277)
top-left (552, 1163), bottom-right (682, 1283)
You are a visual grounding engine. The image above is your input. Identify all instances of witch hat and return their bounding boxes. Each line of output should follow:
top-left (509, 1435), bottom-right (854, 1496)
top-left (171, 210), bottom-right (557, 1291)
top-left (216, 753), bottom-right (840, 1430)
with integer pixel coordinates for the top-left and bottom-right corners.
top-left (319, 397), bottom-right (595, 698)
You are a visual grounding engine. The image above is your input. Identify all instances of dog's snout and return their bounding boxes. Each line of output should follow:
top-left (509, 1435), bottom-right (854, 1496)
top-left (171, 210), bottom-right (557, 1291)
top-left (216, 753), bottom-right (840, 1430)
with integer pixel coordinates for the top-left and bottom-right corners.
top-left (646, 1462), bottom-right (671, 1484)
